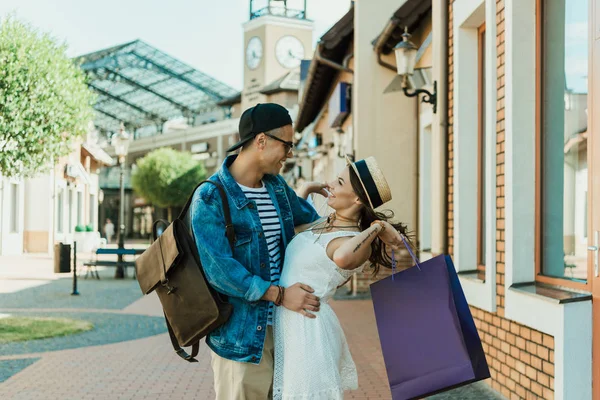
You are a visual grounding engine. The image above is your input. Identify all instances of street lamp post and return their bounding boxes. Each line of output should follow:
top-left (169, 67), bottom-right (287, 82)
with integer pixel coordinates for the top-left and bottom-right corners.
top-left (112, 124), bottom-right (130, 279)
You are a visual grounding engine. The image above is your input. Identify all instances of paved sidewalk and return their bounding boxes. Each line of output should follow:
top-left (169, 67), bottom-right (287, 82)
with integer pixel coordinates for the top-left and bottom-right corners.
top-left (0, 255), bottom-right (504, 400)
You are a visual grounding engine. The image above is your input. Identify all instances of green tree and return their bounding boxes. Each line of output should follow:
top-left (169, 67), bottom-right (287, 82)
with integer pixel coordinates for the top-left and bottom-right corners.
top-left (131, 147), bottom-right (207, 221)
top-left (0, 16), bottom-right (95, 178)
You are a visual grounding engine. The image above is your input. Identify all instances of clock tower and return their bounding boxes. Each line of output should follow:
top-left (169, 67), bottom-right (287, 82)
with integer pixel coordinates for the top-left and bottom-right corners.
top-left (242, 0), bottom-right (313, 111)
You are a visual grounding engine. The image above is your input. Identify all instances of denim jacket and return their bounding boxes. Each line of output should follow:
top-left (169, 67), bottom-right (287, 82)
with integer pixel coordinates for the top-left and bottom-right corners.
top-left (190, 155), bottom-right (320, 364)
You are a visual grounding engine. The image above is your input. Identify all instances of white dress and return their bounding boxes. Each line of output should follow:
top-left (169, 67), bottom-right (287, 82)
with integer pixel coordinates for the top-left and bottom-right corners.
top-left (273, 230), bottom-right (365, 400)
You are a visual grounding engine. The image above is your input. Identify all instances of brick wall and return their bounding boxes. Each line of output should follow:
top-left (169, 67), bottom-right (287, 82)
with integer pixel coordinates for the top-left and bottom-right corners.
top-left (495, 0), bottom-right (506, 318)
top-left (447, 1), bottom-right (556, 399)
top-left (473, 308), bottom-right (555, 399)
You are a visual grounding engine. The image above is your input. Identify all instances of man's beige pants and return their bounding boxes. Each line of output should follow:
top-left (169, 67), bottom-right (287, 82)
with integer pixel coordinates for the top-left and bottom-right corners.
top-left (210, 326), bottom-right (274, 400)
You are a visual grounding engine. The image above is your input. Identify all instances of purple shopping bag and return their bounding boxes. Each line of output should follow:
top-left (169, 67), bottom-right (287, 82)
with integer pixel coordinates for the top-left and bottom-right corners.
top-left (370, 244), bottom-right (490, 400)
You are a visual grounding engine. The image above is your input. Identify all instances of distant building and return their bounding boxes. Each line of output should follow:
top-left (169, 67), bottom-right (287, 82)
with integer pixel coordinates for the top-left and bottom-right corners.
top-left (0, 132), bottom-right (112, 255)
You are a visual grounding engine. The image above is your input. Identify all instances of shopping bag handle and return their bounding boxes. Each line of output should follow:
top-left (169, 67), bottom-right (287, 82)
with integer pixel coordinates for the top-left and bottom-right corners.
top-left (391, 235), bottom-right (421, 280)
top-left (400, 235), bottom-right (421, 269)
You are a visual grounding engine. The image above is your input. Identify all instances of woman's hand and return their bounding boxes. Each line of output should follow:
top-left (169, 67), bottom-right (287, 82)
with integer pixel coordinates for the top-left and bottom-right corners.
top-left (298, 181), bottom-right (329, 200)
top-left (374, 221), bottom-right (405, 251)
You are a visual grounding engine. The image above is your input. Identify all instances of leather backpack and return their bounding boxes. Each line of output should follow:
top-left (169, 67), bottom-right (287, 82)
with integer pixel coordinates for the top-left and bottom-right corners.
top-left (136, 180), bottom-right (234, 362)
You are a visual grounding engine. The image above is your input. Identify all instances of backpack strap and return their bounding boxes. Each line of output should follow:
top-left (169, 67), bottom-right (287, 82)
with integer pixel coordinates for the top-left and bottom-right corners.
top-left (164, 312), bottom-right (200, 362)
top-left (177, 179), bottom-right (235, 248)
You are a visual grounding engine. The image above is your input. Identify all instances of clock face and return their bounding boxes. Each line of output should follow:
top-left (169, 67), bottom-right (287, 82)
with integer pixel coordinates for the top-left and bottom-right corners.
top-left (275, 35), bottom-right (304, 69)
top-left (246, 36), bottom-right (263, 70)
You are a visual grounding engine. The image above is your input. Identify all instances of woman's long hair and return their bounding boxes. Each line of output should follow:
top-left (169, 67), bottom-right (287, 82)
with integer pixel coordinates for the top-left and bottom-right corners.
top-left (348, 167), bottom-right (417, 276)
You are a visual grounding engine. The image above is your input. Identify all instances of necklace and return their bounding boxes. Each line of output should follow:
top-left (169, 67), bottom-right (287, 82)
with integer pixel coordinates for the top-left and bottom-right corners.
top-left (309, 212), bottom-right (360, 243)
top-left (326, 212), bottom-right (359, 224)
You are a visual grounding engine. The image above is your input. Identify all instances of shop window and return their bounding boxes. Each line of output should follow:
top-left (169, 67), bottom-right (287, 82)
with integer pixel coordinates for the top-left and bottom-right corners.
top-left (537, 0), bottom-right (589, 285)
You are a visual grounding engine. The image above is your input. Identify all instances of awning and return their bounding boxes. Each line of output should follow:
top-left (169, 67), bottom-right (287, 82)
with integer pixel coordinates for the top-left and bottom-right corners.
top-left (260, 69), bottom-right (300, 95)
top-left (414, 30), bottom-right (433, 70)
top-left (65, 162), bottom-right (91, 185)
top-left (81, 143), bottom-right (114, 166)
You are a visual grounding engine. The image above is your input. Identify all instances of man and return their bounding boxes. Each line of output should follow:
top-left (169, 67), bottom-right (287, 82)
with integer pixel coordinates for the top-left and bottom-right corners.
top-left (190, 103), bottom-right (327, 399)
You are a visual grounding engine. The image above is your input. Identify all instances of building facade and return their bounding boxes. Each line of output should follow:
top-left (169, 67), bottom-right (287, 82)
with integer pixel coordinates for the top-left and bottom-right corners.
top-left (0, 135), bottom-right (112, 256)
top-left (444, 0), bottom-right (597, 398)
top-left (293, 1), bottom-right (432, 291)
top-left (293, 0), bottom-right (598, 398)
top-left (0, 176), bottom-right (25, 255)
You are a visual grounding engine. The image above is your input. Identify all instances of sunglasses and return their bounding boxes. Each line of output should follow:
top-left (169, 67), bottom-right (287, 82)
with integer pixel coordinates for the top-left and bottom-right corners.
top-left (264, 132), bottom-right (295, 154)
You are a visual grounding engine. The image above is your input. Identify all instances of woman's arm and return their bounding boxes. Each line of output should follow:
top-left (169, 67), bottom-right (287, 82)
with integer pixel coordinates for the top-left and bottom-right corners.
top-left (326, 225), bottom-right (381, 270)
top-left (297, 181), bottom-right (329, 200)
top-left (326, 221), bottom-right (404, 270)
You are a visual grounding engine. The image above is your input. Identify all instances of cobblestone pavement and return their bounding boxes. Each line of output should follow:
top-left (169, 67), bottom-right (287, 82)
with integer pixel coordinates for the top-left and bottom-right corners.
top-left (0, 254), bottom-right (505, 399)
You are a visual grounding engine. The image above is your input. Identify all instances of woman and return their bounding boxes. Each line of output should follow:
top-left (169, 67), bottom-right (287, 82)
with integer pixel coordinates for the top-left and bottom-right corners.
top-left (273, 156), bottom-right (414, 400)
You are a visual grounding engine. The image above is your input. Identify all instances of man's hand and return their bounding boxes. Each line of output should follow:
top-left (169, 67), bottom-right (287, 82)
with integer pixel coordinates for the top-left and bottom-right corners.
top-left (283, 283), bottom-right (320, 318)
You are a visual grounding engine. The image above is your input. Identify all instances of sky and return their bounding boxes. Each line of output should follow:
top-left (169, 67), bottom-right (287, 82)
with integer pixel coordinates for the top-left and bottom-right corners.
top-left (0, 0), bottom-right (352, 90)
top-left (0, 0), bottom-right (588, 94)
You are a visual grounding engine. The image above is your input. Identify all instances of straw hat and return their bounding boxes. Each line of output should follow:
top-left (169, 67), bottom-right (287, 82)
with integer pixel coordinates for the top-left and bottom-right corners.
top-left (345, 155), bottom-right (392, 209)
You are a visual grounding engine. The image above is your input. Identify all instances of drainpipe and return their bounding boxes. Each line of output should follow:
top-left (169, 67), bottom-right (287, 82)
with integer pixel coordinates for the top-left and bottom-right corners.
top-left (342, 52), bottom-right (354, 69)
top-left (313, 41), bottom-right (354, 73)
top-left (415, 88), bottom-right (421, 255)
top-left (373, 18), bottom-right (401, 72)
top-left (435, 0), bottom-right (449, 255)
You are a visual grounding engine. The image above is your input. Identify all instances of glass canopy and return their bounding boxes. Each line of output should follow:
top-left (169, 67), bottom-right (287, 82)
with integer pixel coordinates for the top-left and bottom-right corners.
top-left (75, 40), bottom-right (239, 139)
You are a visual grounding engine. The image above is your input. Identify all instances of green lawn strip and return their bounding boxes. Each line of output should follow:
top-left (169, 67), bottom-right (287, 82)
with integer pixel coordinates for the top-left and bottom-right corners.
top-left (0, 317), bottom-right (93, 343)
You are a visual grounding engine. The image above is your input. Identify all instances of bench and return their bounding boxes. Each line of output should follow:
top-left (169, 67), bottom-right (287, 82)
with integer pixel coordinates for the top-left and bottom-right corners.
top-left (84, 248), bottom-right (145, 280)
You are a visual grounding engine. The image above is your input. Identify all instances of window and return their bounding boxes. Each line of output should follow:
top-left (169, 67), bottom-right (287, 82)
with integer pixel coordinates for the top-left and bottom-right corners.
top-left (9, 183), bottom-right (18, 233)
top-left (477, 23), bottom-right (487, 280)
top-left (77, 191), bottom-right (83, 226)
top-left (68, 189), bottom-right (73, 233)
top-left (538, 0), bottom-right (589, 284)
top-left (452, 0), bottom-right (496, 312)
top-left (89, 194), bottom-right (96, 227)
top-left (57, 189), bottom-right (64, 233)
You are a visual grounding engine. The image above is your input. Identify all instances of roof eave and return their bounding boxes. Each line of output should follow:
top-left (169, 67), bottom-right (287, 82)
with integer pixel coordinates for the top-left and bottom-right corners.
top-left (372, 0), bottom-right (432, 56)
top-left (295, 7), bottom-right (355, 133)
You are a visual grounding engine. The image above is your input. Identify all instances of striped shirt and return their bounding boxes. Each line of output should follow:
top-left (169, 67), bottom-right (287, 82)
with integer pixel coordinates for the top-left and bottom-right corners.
top-left (238, 182), bottom-right (282, 325)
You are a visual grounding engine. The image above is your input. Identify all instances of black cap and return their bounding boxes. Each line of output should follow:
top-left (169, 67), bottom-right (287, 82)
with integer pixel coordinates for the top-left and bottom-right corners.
top-left (226, 103), bottom-right (293, 152)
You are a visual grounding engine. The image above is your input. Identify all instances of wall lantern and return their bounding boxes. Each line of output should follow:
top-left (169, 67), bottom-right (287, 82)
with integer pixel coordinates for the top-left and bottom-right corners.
top-left (394, 28), bottom-right (437, 113)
